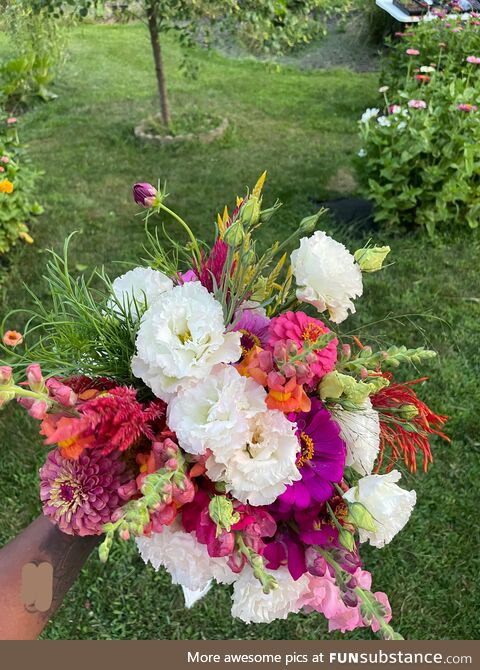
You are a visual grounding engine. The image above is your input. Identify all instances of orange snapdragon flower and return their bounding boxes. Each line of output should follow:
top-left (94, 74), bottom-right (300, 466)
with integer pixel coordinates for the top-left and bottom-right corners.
top-left (236, 346), bottom-right (311, 413)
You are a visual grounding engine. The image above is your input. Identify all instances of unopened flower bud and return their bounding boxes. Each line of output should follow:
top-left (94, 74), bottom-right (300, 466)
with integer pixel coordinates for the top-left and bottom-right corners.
top-left (165, 458), bottom-right (178, 471)
top-left (286, 340), bottom-right (298, 356)
top-left (133, 182), bottom-right (157, 208)
top-left (119, 528), bottom-right (130, 541)
top-left (223, 220), bottom-right (245, 248)
top-left (0, 366), bottom-right (13, 385)
top-left (239, 196), bottom-right (261, 227)
top-left (283, 363), bottom-right (296, 378)
top-left (360, 366), bottom-right (369, 379)
top-left (354, 245), bottom-right (391, 273)
top-left (398, 404), bottom-right (419, 420)
top-left (46, 378), bottom-right (77, 407)
top-left (305, 352), bottom-right (317, 365)
top-left (26, 364), bottom-right (44, 393)
top-left (342, 344), bottom-right (351, 359)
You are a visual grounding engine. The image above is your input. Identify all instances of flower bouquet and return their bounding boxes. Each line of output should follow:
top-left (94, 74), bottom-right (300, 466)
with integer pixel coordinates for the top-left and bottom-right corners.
top-left (0, 174), bottom-right (448, 637)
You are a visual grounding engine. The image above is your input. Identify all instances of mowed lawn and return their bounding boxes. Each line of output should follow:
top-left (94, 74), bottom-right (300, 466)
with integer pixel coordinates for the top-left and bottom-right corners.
top-left (0, 22), bottom-right (479, 640)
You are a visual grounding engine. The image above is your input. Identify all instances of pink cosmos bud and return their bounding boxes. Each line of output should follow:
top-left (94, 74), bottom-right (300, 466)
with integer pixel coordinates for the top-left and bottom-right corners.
top-left (0, 366), bottom-right (13, 385)
top-left (46, 378), bottom-right (77, 407)
top-left (133, 182), bottom-right (157, 208)
top-left (342, 344), bottom-right (351, 359)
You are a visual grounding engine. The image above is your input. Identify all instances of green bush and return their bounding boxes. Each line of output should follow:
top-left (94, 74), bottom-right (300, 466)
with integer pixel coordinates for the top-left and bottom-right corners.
top-left (0, 1), bottom-right (67, 109)
top-left (0, 113), bottom-right (43, 256)
top-left (357, 15), bottom-right (480, 235)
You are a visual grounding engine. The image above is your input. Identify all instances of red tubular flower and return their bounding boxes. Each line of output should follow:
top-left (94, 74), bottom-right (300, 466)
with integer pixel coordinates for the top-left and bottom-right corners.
top-left (371, 376), bottom-right (449, 474)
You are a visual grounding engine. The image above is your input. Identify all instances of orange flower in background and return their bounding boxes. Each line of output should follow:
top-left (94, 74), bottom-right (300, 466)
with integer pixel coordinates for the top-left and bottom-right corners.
top-left (3, 330), bottom-right (23, 347)
top-left (0, 178), bottom-right (14, 194)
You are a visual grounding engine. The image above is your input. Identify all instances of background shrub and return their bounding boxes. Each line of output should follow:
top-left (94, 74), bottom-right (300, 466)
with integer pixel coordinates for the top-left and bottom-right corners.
top-left (0, 1), bottom-right (67, 110)
top-left (0, 112), bottom-right (43, 256)
top-left (357, 15), bottom-right (480, 235)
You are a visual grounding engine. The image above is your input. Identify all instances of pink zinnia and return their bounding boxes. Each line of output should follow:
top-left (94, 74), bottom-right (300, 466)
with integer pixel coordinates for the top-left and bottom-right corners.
top-left (40, 447), bottom-right (129, 536)
top-left (406, 49), bottom-right (420, 56)
top-left (466, 56), bottom-right (480, 65)
top-left (408, 99), bottom-right (427, 109)
top-left (267, 311), bottom-right (338, 384)
top-left (457, 104), bottom-right (478, 113)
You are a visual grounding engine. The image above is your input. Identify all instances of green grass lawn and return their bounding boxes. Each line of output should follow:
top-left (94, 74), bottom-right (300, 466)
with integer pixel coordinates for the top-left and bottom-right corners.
top-left (1, 22), bottom-right (479, 640)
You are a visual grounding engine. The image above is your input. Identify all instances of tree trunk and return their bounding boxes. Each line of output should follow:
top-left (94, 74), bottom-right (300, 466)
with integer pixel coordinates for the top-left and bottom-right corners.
top-left (147, 2), bottom-right (171, 128)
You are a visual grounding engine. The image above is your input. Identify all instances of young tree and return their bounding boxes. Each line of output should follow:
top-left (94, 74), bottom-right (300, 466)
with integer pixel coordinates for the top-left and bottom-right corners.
top-left (30, 1), bottom-right (354, 129)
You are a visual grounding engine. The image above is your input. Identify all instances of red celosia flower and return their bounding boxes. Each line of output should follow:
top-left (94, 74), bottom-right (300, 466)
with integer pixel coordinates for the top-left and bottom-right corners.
top-left (194, 238), bottom-right (231, 293)
top-left (41, 385), bottom-right (166, 459)
top-left (371, 375), bottom-right (449, 473)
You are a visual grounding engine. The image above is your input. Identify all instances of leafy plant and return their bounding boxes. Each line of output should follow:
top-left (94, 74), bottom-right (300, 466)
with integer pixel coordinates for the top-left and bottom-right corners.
top-left (0, 113), bottom-right (43, 256)
top-left (357, 15), bottom-right (480, 235)
top-left (0, 1), bottom-right (67, 109)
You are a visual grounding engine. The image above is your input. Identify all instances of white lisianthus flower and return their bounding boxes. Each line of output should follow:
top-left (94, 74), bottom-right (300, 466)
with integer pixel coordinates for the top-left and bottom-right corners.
top-left (108, 267), bottom-right (173, 319)
top-left (136, 524), bottom-right (235, 591)
top-left (231, 566), bottom-right (309, 624)
top-left (207, 410), bottom-right (301, 506)
top-left (360, 108), bottom-right (380, 123)
top-left (331, 399), bottom-right (381, 476)
top-left (167, 365), bottom-right (266, 456)
top-left (290, 231), bottom-right (363, 324)
top-left (357, 149), bottom-right (367, 158)
top-left (344, 470), bottom-right (417, 548)
top-left (131, 282), bottom-right (241, 401)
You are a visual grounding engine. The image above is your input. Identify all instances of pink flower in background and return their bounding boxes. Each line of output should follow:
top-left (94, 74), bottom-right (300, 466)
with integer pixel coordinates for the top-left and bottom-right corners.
top-left (389, 105), bottom-right (402, 115)
top-left (466, 56), bottom-right (480, 64)
top-left (415, 75), bottom-right (430, 83)
top-left (6, 117), bottom-right (17, 124)
top-left (408, 99), bottom-right (427, 109)
top-left (457, 104), bottom-right (478, 113)
top-left (0, 167), bottom-right (4, 173)
top-left (406, 49), bottom-right (420, 56)
top-left (0, 156), bottom-right (9, 164)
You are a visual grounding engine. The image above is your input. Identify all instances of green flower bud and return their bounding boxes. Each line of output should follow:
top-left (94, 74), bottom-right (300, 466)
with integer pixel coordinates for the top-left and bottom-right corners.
top-left (239, 196), bottom-right (261, 227)
top-left (223, 220), bottom-right (245, 248)
top-left (319, 371), bottom-right (345, 400)
top-left (398, 404), bottom-right (419, 420)
top-left (338, 528), bottom-right (356, 552)
top-left (209, 496), bottom-right (240, 537)
top-left (354, 246), bottom-right (391, 273)
top-left (298, 210), bottom-right (324, 234)
top-left (347, 502), bottom-right (377, 532)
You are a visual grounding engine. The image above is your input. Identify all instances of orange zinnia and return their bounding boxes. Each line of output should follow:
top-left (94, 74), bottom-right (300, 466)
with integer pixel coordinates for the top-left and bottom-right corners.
top-left (0, 179), bottom-right (14, 194)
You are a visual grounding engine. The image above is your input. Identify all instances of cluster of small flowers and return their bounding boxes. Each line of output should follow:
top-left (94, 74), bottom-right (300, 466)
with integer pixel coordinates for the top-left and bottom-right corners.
top-left (0, 176), bottom-right (448, 636)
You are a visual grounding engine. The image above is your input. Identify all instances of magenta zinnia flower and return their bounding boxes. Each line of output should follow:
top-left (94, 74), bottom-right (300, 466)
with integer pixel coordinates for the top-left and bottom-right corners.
top-left (276, 399), bottom-right (346, 511)
top-left (267, 311), bottom-right (338, 385)
top-left (40, 448), bottom-right (129, 536)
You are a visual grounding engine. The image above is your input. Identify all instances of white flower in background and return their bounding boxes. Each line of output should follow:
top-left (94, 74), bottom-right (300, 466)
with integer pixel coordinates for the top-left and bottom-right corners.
top-left (108, 267), bottom-right (173, 319)
top-left (397, 121), bottom-right (407, 131)
top-left (207, 409), bottom-right (301, 506)
top-left (344, 470), bottom-right (416, 548)
top-left (136, 523), bottom-right (235, 592)
top-left (131, 281), bottom-right (241, 401)
top-left (420, 65), bottom-right (435, 73)
top-left (357, 149), bottom-right (367, 158)
top-left (377, 116), bottom-right (391, 127)
top-left (290, 231), bottom-right (363, 324)
top-left (167, 365), bottom-right (267, 456)
top-left (331, 399), bottom-right (381, 476)
top-left (231, 566), bottom-right (309, 624)
top-left (361, 108), bottom-right (380, 123)
top-left (378, 86), bottom-right (389, 93)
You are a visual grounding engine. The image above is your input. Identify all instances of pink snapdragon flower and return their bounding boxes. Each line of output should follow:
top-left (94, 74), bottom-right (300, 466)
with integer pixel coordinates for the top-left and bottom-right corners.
top-left (408, 99), bottom-right (427, 109)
